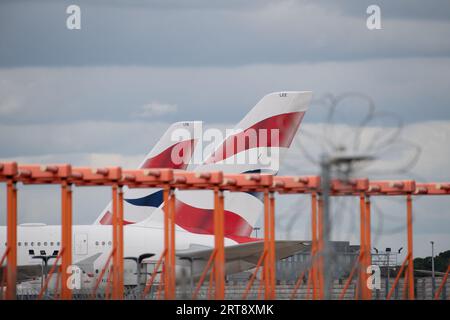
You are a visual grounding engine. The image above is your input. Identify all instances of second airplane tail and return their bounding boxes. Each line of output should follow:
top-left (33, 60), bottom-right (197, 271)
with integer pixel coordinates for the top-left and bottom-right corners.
top-left (93, 121), bottom-right (201, 225)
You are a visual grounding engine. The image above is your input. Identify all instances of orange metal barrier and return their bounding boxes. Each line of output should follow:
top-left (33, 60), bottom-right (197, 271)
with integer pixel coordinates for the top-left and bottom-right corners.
top-left (310, 192), bottom-right (319, 299)
top-left (434, 265), bottom-right (450, 300)
top-left (1, 162), bottom-right (450, 300)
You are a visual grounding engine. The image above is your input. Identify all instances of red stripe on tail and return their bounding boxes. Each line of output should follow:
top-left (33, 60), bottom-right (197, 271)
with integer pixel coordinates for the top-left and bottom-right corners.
top-left (206, 111), bottom-right (304, 164)
top-left (141, 139), bottom-right (196, 170)
top-left (99, 211), bottom-right (134, 225)
top-left (174, 199), bottom-right (253, 238)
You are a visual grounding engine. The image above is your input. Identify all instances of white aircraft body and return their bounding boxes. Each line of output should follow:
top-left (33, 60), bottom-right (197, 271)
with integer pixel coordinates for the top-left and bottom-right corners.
top-left (0, 91), bottom-right (312, 291)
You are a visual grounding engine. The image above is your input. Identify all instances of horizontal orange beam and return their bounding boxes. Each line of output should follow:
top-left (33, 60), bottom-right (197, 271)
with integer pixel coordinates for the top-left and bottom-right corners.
top-left (415, 183), bottom-right (450, 196)
top-left (1, 162), bottom-right (450, 196)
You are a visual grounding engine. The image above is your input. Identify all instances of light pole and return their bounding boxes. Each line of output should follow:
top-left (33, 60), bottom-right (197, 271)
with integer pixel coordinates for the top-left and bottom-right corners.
top-left (253, 227), bottom-right (261, 238)
top-left (320, 153), bottom-right (375, 299)
top-left (32, 252), bottom-right (58, 297)
top-left (430, 241), bottom-right (435, 297)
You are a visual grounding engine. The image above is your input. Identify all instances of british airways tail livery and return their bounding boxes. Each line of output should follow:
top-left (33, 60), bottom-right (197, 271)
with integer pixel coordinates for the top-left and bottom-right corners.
top-left (0, 91), bottom-right (312, 291)
top-left (93, 121), bottom-right (200, 225)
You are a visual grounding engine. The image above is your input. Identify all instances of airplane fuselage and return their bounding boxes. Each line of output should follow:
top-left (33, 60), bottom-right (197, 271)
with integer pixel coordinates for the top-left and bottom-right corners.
top-left (0, 224), bottom-right (241, 289)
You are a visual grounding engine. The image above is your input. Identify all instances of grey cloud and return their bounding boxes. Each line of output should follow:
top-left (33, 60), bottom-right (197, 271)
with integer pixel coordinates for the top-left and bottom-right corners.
top-left (1, 58), bottom-right (450, 126)
top-left (132, 101), bottom-right (178, 119)
top-left (1, 1), bottom-right (450, 67)
top-left (316, 0), bottom-right (450, 22)
top-left (0, 120), bottom-right (170, 157)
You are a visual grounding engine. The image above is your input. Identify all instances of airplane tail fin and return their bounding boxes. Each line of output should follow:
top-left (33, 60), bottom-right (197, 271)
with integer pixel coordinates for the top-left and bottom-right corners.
top-left (169, 92), bottom-right (313, 240)
top-left (93, 121), bottom-right (201, 225)
top-left (199, 91), bottom-right (312, 174)
top-left (137, 121), bottom-right (200, 170)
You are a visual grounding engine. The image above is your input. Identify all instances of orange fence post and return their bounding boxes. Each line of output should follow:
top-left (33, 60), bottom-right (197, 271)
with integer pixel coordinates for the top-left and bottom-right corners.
top-left (168, 188), bottom-right (176, 299)
top-left (162, 184), bottom-right (176, 300)
top-left (406, 193), bottom-right (415, 300)
top-left (317, 195), bottom-right (324, 299)
top-left (66, 183), bottom-right (72, 298)
top-left (6, 178), bottom-right (17, 300)
top-left (268, 192), bottom-right (276, 300)
top-left (310, 192), bottom-right (318, 299)
top-left (263, 189), bottom-right (271, 299)
top-left (107, 167), bottom-right (123, 300)
top-left (111, 183), bottom-right (119, 299)
top-left (60, 180), bottom-right (72, 300)
top-left (117, 186), bottom-right (124, 299)
top-left (214, 188), bottom-right (225, 300)
top-left (365, 195), bottom-right (372, 300)
top-left (358, 192), bottom-right (367, 300)
top-left (162, 186), bottom-right (170, 299)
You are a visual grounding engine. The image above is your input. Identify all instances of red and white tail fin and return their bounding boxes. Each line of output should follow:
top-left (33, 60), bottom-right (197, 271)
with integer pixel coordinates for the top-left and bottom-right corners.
top-left (200, 91), bottom-right (312, 174)
top-left (152, 92), bottom-right (313, 242)
top-left (93, 121), bottom-right (201, 225)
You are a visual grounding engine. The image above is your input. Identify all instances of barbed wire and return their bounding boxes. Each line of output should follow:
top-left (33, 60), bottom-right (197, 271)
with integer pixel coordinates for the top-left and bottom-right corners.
top-left (279, 92), bottom-right (423, 254)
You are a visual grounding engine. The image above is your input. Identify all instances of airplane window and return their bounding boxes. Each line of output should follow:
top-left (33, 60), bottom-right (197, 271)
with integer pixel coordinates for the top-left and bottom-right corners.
top-left (24, 242), bottom-right (28, 246)
top-left (95, 241), bottom-right (99, 246)
top-left (102, 241), bottom-right (105, 246)
top-left (108, 241), bottom-right (112, 246)
top-left (57, 242), bottom-right (60, 246)
top-left (4, 242), bottom-right (6, 246)
top-left (44, 242), bottom-right (48, 246)
top-left (18, 242), bottom-right (21, 246)
top-left (37, 242), bottom-right (41, 246)
top-left (31, 242), bottom-right (34, 246)
top-left (50, 242), bottom-right (54, 246)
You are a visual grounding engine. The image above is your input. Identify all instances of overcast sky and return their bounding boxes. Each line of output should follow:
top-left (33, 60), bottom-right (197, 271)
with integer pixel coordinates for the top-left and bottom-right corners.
top-left (0, 1), bottom-right (449, 257)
